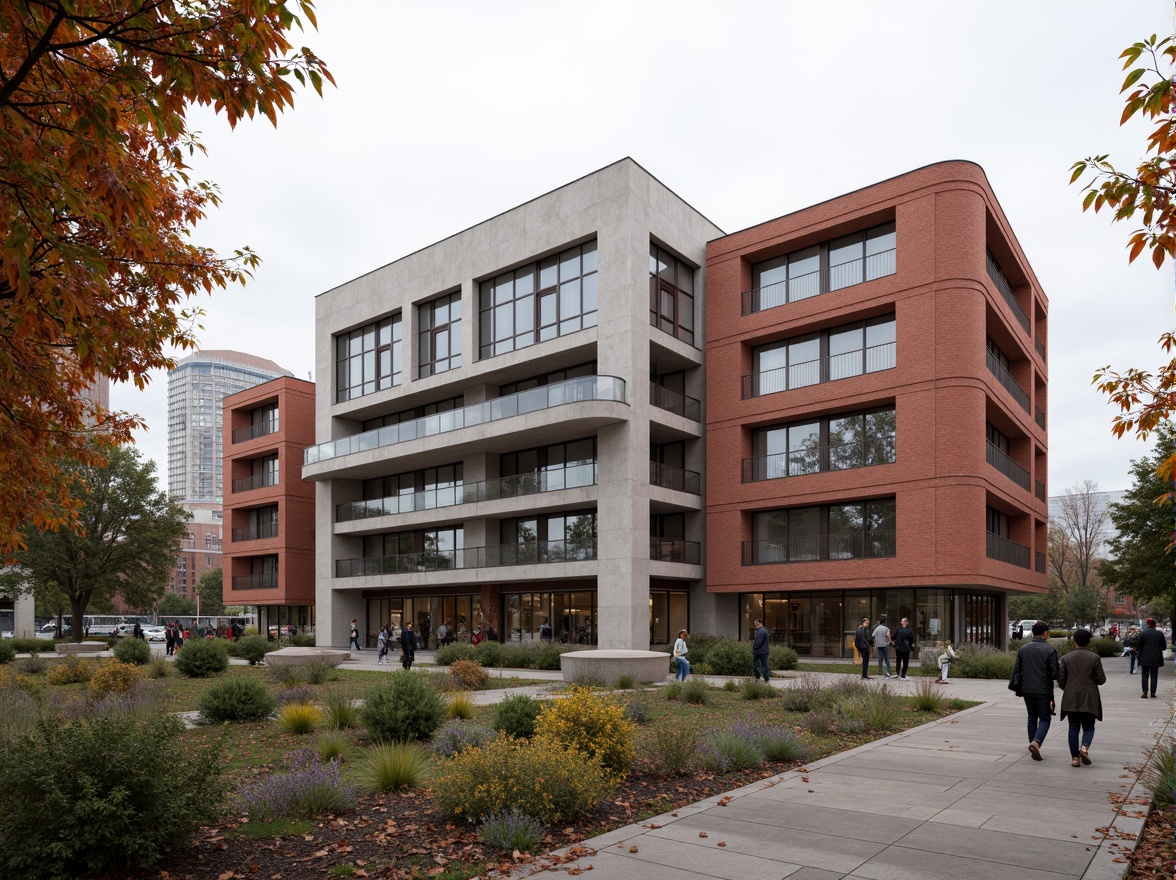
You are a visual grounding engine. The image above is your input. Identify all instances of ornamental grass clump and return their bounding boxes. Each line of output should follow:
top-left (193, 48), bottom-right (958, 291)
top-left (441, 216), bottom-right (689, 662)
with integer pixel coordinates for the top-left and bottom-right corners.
top-left (277, 702), bottom-right (323, 735)
top-left (753, 722), bottom-right (808, 762)
top-left (355, 742), bottom-right (430, 792)
top-left (780, 673), bottom-right (824, 712)
top-left (236, 747), bottom-right (358, 821)
top-left (697, 721), bottom-right (765, 773)
top-left (912, 676), bottom-right (947, 712)
top-left (361, 670), bottom-right (445, 742)
top-left (322, 687), bottom-right (360, 730)
top-left (649, 726), bottom-right (697, 776)
top-left (432, 735), bottom-right (613, 823)
top-left (447, 690), bottom-right (476, 719)
top-left (534, 687), bottom-right (634, 777)
top-left (479, 810), bottom-right (545, 854)
top-left (316, 731), bottom-right (349, 764)
top-left (433, 720), bottom-right (496, 758)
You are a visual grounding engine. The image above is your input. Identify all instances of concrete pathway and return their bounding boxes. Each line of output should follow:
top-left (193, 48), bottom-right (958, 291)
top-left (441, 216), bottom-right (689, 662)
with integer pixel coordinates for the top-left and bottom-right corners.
top-left (526, 654), bottom-right (1174, 880)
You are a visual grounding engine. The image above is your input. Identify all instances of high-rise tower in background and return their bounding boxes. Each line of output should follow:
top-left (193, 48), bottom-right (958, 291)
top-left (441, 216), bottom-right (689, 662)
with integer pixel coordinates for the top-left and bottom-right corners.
top-left (167, 351), bottom-right (292, 505)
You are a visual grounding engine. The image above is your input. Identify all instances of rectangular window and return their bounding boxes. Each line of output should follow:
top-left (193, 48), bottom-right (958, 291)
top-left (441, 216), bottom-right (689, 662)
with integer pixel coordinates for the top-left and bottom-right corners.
top-left (748, 315), bottom-right (895, 398)
top-left (747, 498), bottom-right (896, 564)
top-left (251, 403), bottom-right (279, 436)
top-left (648, 243), bottom-right (696, 345)
top-left (479, 241), bottom-right (597, 359)
top-left (500, 438), bottom-right (597, 493)
top-left (419, 292), bottom-right (462, 378)
top-left (336, 314), bottom-right (402, 402)
top-left (500, 510), bottom-right (597, 564)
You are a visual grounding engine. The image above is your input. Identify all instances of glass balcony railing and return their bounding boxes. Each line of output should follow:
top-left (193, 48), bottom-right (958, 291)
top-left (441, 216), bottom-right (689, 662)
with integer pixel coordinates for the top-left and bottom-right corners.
top-left (335, 464), bottom-right (598, 522)
top-left (985, 441), bottom-right (1030, 490)
top-left (649, 382), bottom-right (701, 421)
top-left (743, 342), bottom-right (895, 398)
top-left (649, 462), bottom-right (701, 495)
top-left (985, 351), bottom-right (1030, 413)
top-left (742, 530), bottom-right (896, 564)
top-left (986, 532), bottom-right (1030, 568)
top-left (650, 539), bottom-right (700, 564)
top-left (334, 540), bottom-right (598, 577)
top-left (306, 375), bottom-right (626, 466)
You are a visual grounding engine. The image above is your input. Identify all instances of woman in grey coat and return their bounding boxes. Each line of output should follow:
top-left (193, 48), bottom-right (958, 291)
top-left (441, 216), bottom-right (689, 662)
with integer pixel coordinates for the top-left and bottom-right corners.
top-left (1058, 629), bottom-right (1106, 767)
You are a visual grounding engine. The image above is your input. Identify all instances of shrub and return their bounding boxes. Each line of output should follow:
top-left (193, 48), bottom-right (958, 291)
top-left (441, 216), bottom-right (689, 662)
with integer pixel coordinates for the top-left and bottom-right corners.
top-left (316, 731), bottom-right (349, 763)
top-left (681, 679), bottom-right (709, 705)
top-left (625, 697), bottom-right (650, 725)
top-left (662, 682), bottom-right (682, 700)
top-left (356, 742), bottom-right (430, 792)
top-left (769, 644), bottom-right (799, 670)
top-left (145, 657), bottom-right (171, 679)
top-left (0, 681), bottom-right (44, 743)
top-left (613, 673), bottom-right (638, 691)
top-left (86, 680), bottom-right (169, 723)
top-left (531, 643), bottom-right (565, 670)
top-left (649, 726), bottom-right (697, 776)
top-left (492, 693), bottom-right (543, 739)
top-left (236, 747), bottom-right (358, 821)
top-left (433, 720), bottom-right (497, 758)
top-left (361, 671), bottom-right (446, 742)
top-left (435, 643), bottom-right (477, 666)
top-left (722, 679), bottom-right (739, 692)
top-left (432, 736), bottom-right (613, 823)
top-left (856, 686), bottom-right (903, 730)
top-left (7, 639), bottom-right (45, 655)
top-left (739, 679), bottom-right (777, 701)
top-left (174, 639), bottom-right (229, 678)
top-left (46, 657), bottom-right (93, 685)
top-left (815, 677), bottom-right (869, 708)
top-left (473, 640), bottom-right (503, 668)
top-left (198, 676), bottom-right (276, 723)
top-left (0, 641), bottom-right (16, 665)
top-left (801, 707), bottom-right (840, 735)
top-left (278, 702), bottom-right (323, 735)
top-left (237, 635), bottom-right (273, 665)
top-left (912, 677), bottom-right (947, 712)
top-left (916, 646), bottom-right (941, 673)
top-left (447, 690), bottom-right (476, 720)
top-left (479, 810), bottom-right (545, 854)
top-left (322, 687), bottom-right (359, 730)
top-left (0, 714), bottom-right (223, 880)
top-left (535, 687), bottom-right (634, 777)
top-left (274, 685), bottom-right (316, 707)
top-left (88, 660), bottom-right (140, 698)
top-left (780, 673), bottom-right (824, 712)
top-left (449, 659), bottom-right (489, 691)
top-left (953, 646), bottom-right (1015, 680)
top-left (1143, 737), bottom-right (1176, 809)
top-left (1090, 637), bottom-right (1121, 658)
top-left (498, 642), bottom-right (530, 669)
top-left (307, 658), bottom-right (333, 685)
top-left (704, 637), bottom-right (753, 676)
top-left (698, 723), bottom-right (765, 773)
top-left (289, 634), bottom-right (317, 648)
top-left (270, 664), bottom-right (307, 687)
top-left (112, 637), bottom-right (151, 666)
top-left (18, 653), bottom-right (47, 675)
top-left (756, 723), bottom-right (807, 762)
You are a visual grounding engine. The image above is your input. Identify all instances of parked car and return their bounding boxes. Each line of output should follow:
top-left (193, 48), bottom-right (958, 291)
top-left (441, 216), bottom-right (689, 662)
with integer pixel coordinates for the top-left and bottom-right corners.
top-left (36, 622), bottom-right (70, 639)
top-left (142, 626), bottom-right (166, 642)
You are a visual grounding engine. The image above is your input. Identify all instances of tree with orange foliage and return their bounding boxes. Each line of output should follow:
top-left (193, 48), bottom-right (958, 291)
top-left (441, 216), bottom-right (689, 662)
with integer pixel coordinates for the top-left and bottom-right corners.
top-left (0, 2), bottom-right (332, 557)
top-left (1071, 24), bottom-right (1176, 490)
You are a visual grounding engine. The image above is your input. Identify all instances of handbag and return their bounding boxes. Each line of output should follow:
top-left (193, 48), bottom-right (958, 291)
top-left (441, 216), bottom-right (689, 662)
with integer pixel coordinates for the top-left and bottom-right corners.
top-left (1008, 668), bottom-right (1022, 692)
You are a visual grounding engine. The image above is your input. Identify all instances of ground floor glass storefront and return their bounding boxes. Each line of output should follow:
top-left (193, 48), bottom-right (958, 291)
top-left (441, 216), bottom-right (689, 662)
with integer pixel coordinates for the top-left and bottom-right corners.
top-left (258, 605), bottom-right (315, 639)
top-left (365, 594), bottom-right (482, 649)
top-left (738, 588), bottom-right (1002, 657)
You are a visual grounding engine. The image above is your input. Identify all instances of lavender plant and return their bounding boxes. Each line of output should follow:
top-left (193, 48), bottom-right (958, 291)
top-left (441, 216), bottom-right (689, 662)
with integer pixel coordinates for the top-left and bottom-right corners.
top-left (236, 748), bottom-right (358, 821)
top-left (478, 810), bottom-right (545, 854)
top-left (433, 720), bottom-right (496, 758)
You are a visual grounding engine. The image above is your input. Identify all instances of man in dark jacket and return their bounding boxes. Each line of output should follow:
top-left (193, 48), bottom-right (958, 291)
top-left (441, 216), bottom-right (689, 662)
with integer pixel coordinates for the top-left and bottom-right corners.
top-left (893, 617), bottom-right (916, 680)
top-left (854, 617), bottom-right (873, 680)
top-left (1012, 620), bottom-right (1060, 760)
top-left (400, 623), bottom-right (416, 670)
top-left (1136, 618), bottom-right (1167, 699)
top-left (752, 618), bottom-right (771, 683)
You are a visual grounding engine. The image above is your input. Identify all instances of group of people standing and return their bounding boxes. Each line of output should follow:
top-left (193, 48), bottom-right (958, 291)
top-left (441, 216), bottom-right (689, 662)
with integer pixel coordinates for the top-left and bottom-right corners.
top-left (373, 621), bottom-right (417, 669)
top-left (854, 616), bottom-right (920, 680)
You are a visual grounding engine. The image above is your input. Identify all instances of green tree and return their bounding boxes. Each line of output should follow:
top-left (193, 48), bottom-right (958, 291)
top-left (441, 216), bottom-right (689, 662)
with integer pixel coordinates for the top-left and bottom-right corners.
top-left (198, 567), bottom-right (226, 617)
top-left (12, 445), bottom-right (188, 641)
top-left (157, 593), bottom-right (197, 618)
top-left (1099, 428), bottom-right (1176, 613)
top-left (1008, 591), bottom-right (1063, 626)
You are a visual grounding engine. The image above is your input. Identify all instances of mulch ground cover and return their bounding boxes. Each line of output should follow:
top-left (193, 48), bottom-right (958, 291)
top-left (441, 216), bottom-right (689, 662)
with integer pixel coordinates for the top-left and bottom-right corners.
top-left (1126, 804), bottom-right (1175, 880)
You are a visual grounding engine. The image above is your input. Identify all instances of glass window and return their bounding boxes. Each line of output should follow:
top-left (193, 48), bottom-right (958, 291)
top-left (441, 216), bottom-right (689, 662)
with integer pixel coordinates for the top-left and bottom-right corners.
top-left (648, 243), bottom-right (697, 345)
top-left (749, 499), bottom-right (896, 564)
top-left (419, 292), bottom-right (462, 378)
top-left (748, 315), bottom-right (894, 398)
top-left (335, 314), bottom-right (402, 402)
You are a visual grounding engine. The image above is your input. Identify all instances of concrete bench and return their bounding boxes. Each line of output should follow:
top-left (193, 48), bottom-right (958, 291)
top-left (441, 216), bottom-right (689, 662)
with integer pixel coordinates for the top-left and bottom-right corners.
top-left (264, 647), bottom-right (350, 668)
top-left (55, 642), bottom-right (106, 654)
top-left (560, 649), bottom-right (672, 684)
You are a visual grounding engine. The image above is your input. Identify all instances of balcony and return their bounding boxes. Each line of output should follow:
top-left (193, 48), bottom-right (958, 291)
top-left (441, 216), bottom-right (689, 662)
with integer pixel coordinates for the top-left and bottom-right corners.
top-left (1034, 338), bottom-right (1045, 360)
top-left (650, 382), bottom-right (701, 421)
top-left (742, 530), bottom-right (896, 564)
top-left (1035, 551), bottom-right (1046, 574)
top-left (1035, 407), bottom-right (1045, 430)
top-left (232, 423), bottom-right (277, 444)
top-left (986, 251), bottom-right (1030, 334)
top-left (306, 375), bottom-right (626, 465)
top-left (231, 522), bottom-right (279, 542)
top-left (742, 435), bottom-right (896, 482)
top-left (741, 248), bottom-right (896, 315)
top-left (986, 532), bottom-right (1030, 568)
top-left (985, 351), bottom-right (1030, 413)
top-left (231, 574), bottom-right (278, 590)
top-left (334, 539), bottom-right (598, 577)
top-left (649, 462), bottom-right (701, 495)
top-left (335, 464), bottom-right (598, 522)
top-left (743, 342), bottom-right (896, 398)
top-left (985, 441), bottom-right (1030, 490)
top-left (1035, 481), bottom-right (1046, 502)
top-left (232, 473), bottom-right (278, 493)
top-left (650, 539), bottom-right (700, 564)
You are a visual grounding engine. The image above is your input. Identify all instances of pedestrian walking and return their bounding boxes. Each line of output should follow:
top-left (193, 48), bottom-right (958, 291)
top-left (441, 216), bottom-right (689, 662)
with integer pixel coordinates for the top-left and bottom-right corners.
top-left (1122, 626), bottom-right (1140, 672)
top-left (1059, 628), bottom-right (1106, 767)
top-left (673, 629), bottom-right (690, 681)
top-left (350, 619), bottom-right (361, 651)
top-left (855, 617), bottom-right (873, 680)
top-left (400, 623), bottom-right (416, 670)
top-left (376, 626), bottom-right (388, 664)
top-left (1136, 618), bottom-right (1167, 699)
top-left (873, 615), bottom-right (892, 678)
top-left (751, 618), bottom-right (770, 682)
top-left (1011, 621), bottom-right (1060, 760)
top-left (893, 617), bottom-right (916, 680)
top-left (164, 624), bottom-right (175, 656)
top-left (937, 641), bottom-right (959, 683)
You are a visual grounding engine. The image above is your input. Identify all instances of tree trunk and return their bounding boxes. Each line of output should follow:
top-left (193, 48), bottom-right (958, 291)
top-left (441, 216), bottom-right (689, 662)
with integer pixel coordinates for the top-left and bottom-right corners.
top-left (69, 600), bottom-right (87, 643)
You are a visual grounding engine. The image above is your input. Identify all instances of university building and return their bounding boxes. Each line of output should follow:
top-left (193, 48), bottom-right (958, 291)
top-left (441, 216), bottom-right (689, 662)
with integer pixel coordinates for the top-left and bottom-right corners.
top-left (303, 159), bottom-right (1047, 655)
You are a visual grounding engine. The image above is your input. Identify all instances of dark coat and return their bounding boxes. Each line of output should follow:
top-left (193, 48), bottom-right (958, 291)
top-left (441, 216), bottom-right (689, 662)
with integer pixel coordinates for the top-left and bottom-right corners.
top-left (1058, 647), bottom-right (1106, 720)
top-left (893, 626), bottom-right (916, 653)
top-left (1136, 626), bottom-right (1168, 667)
top-left (752, 626), bottom-right (770, 655)
top-left (854, 625), bottom-right (872, 654)
top-left (1013, 637), bottom-right (1059, 696)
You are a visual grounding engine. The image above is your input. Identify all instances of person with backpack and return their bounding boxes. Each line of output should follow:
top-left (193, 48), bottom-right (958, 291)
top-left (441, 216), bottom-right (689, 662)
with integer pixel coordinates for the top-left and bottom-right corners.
top-left (376, 625), bottom-right (388, 664)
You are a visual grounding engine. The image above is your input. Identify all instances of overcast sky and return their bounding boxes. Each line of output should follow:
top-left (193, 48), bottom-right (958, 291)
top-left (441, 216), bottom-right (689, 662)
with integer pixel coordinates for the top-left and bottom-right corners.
top-left (111, 0), bottom-right (1173, 496)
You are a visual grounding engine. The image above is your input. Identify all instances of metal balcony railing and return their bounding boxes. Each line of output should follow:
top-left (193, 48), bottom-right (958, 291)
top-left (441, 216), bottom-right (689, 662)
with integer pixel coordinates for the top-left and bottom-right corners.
top-left (1034, 338), bottom-right (1045, 359)
top-left (1035, 407), bottom-right (1045, 430)
top-left (741, 530), bottom-right (896, 565)
top-left (1035, 481), bottom-right (1046, 502)
top-left (986, 532), bottom-right (1030, 568)
top-left (231, 574), bottom-right (278, 590)
top-left (741, 248), bottom-right (896, 315)
top-left (986, 251), bottom-right (1030, 334)
top-left (1035, 552), bottom-right (1046, 574)
top-left (306, 375), bottom-right (626, 465)
top-left (742, 435), bottom-right (896, 482)
top-left (232, 422), bottom-right (277, 444)
top-left (334, 539), bottom-right (598, 578)
top-left (985, 441), bottom-right (1030, 490)
top-left (650, 539), bottom-right (701, 564)
top-left (743, 342), bottom-right (896, 398)
top-left (231, 522), bottom-right (279, 542)
top-left (232, 472), bottom-right (278, 493)
top-left (985, 351), bottom-right (1031, 413)
top-left (649, 383), bottom-right (701, 421)
top-left (649, 462), bottom-right (701, 495)
top-left (336, 463), bottom-right (598, 522)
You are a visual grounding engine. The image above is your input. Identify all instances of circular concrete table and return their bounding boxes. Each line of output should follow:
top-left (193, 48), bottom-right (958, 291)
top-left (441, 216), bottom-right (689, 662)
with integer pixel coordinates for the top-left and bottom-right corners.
top-left (559, 649), bottom-right (672, 684)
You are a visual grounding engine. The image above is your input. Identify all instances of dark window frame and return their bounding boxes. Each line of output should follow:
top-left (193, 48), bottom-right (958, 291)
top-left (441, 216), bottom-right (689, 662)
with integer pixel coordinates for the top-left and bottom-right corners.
top-left (419, 292), bottom-right (462, 379)
top-left (336, 314), bottom-right (402, 402)
top-left (649, 243), bottom-right (696, 345)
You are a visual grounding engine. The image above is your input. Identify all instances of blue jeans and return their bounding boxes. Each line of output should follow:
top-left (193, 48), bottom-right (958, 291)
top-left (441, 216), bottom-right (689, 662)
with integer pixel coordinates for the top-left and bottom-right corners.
top-left (753, 653), bottom-right (770, 681)
top-left (675, 657), bottom-right (690, 681)
top-left (1024, 693), bottom-right (1052, 746)
top-left (876, 646), bottom-right (891, 676)
top-left (1141, 665), bottom-right (1159, 695)
top-left (1068, 713), bottom-right (1095, 757)
top-left (1129, 651), bottom-right (1137, 673)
